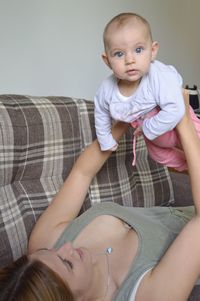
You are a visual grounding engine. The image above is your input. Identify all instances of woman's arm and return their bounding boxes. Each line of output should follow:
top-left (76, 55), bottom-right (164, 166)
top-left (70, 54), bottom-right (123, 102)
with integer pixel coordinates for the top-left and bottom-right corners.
top-left (28, 121), bottom-right (129, 253)
top-left (136, 92), bottom-right (200, 301)
top-left (176, 98), bottom-right (200, 214)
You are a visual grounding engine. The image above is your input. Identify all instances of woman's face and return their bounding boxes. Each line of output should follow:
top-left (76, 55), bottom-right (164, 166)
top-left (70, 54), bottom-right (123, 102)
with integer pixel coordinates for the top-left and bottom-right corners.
top-left (30, 242), bottom-right (93, 298)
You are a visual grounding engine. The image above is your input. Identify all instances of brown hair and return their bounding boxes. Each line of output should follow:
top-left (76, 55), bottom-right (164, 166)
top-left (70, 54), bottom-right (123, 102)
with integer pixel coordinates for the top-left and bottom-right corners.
top-left (103, 12), bottom-right (153, 50)
top-left (0, 255), bottom-right (74, 301)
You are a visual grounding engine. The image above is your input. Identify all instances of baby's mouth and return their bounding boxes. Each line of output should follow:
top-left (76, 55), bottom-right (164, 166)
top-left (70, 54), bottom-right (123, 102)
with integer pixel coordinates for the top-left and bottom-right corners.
top-left (126, 69), bottom-right (139, 75)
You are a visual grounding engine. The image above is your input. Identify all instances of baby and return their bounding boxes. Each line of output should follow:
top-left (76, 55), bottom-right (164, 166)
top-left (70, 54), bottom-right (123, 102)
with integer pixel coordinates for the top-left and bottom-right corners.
top-left (94, 12), bottom-right (200, 171)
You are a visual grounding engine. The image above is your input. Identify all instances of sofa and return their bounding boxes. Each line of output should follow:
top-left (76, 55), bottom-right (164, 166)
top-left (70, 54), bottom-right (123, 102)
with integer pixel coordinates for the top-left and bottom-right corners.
top-left (0, 94), bottom-right (198, 300)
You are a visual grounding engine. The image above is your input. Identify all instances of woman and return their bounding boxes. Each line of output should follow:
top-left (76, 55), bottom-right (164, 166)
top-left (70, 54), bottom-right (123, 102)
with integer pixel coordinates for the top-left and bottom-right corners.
top-left (1, 95), bottom-right (200, 301)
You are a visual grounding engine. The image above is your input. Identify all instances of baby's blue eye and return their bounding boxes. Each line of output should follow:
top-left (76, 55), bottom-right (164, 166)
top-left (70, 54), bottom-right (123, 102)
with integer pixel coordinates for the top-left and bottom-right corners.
top-left (135, 47), bottom-right (143, 54)
top-left (114, 51), bottom-right (124, 58)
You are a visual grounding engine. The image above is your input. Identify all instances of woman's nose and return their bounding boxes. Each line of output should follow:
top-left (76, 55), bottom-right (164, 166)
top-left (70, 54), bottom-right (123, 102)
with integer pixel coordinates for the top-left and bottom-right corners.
top-left (56, 241), bottom-right (74, 257)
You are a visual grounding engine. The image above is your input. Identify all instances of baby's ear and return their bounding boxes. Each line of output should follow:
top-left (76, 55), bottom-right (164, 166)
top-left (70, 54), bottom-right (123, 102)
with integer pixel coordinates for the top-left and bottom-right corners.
top-left (151, 41), bottom-right (159, 61)
top-left (102, 53), bottom-right (111, 69)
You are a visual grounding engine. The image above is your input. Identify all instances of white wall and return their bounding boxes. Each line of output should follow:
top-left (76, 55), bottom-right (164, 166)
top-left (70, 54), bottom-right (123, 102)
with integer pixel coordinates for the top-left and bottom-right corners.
top-left (0, 0), bottom-right (199, 99)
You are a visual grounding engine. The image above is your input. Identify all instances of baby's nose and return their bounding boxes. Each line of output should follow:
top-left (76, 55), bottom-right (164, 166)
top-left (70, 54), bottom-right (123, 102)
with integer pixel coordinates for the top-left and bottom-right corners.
top-left (125, 53), bottom-right (135, 64)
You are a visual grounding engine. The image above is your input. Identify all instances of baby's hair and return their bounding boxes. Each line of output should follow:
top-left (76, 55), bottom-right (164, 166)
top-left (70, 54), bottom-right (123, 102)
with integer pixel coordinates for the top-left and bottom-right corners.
top-left (103, 12), bottom-right (153, 50)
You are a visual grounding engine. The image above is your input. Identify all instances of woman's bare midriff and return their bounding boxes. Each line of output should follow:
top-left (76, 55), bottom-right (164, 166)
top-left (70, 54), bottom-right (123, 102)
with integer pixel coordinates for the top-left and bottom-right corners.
top-left (73, 214), bottom-right (139, 286)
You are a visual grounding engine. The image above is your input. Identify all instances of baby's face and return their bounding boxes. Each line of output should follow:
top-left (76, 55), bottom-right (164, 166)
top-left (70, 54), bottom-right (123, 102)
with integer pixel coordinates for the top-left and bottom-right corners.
top-left (103, 22), bottom-right (158, 85)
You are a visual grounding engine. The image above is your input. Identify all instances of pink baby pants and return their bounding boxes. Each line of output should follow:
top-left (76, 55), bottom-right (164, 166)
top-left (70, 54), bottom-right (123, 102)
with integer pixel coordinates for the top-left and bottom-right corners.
top-left (131, 106), bottom-right (200, 171)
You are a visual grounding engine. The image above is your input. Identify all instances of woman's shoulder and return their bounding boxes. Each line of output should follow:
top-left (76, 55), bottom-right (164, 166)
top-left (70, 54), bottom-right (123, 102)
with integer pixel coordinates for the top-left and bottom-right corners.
top-left (28, 220), bottom-right (71, 253)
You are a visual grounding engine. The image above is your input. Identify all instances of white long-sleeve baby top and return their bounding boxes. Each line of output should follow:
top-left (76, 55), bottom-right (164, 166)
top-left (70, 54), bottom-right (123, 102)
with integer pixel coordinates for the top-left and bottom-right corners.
top-left (94, 60), bottom-right (185, 151)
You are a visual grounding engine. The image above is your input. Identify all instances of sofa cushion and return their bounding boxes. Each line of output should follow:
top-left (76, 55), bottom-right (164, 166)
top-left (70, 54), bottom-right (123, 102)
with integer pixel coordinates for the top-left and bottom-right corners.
top-left (0, 94), bottom-right (174, 267)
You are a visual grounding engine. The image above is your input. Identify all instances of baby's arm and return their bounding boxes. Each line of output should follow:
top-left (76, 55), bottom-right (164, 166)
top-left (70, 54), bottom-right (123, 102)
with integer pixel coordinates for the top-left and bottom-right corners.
top-left (94, 90), bottom-right (118, 151)
top-left (142, 68), bottom-right (185, 140)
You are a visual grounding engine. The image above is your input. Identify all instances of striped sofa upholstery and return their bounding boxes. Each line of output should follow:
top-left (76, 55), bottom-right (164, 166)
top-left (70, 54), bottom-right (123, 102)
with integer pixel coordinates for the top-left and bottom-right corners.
top-left (0, 94), bottom-right (174, 268)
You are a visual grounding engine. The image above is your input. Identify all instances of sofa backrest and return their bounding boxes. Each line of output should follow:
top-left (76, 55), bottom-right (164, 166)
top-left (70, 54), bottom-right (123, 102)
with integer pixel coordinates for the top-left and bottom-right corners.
top-left (0, 94), bottom-right (174, 267)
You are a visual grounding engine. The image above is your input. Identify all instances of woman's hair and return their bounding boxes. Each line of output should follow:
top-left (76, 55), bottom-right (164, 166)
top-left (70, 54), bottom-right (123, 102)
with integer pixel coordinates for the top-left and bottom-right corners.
top-left (0, 255), bottom-right (74, 301)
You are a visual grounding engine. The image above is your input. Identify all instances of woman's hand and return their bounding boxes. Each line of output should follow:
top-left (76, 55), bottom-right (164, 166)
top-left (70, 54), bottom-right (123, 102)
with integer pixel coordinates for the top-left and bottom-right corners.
top-left (134, 126), bottom-right (143, 137)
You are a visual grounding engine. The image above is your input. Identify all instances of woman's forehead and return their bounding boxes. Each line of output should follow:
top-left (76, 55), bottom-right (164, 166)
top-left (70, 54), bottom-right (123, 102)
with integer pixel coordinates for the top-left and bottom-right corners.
top-left (30, 248), bottom-right (60, 268)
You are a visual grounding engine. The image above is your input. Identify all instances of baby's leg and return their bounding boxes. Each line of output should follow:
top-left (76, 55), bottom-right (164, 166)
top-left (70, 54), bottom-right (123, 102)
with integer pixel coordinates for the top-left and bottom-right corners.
top-left (152, 105), bottom-right (200, 148)
top-left (145, 106), bottom-right (200, 171)
top-left (144, 137), bottom-right (187, 171)
top-left (189, 105), bottom-right (200, 136)
top-left (151, 129), bottom-right (180, 148)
